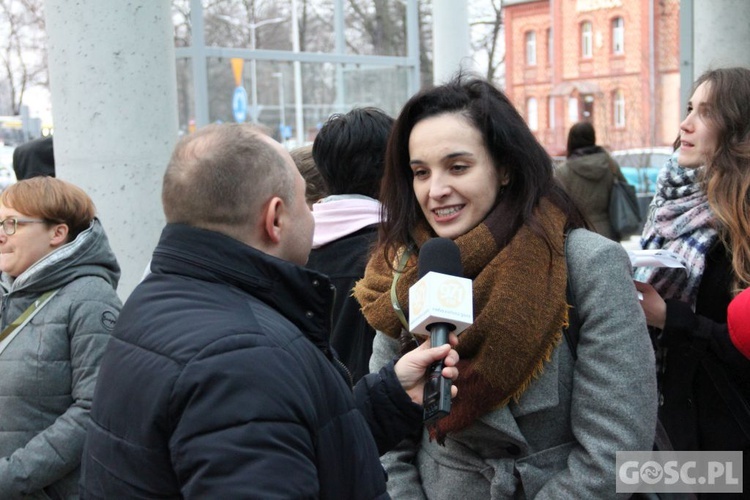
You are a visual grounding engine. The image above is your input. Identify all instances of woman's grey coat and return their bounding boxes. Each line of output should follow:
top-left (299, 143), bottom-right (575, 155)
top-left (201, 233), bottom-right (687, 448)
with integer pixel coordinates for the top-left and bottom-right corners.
top-left (370, 229), bottom-right (657, 499)
top-left (0, 219), bottom-right (121, 499)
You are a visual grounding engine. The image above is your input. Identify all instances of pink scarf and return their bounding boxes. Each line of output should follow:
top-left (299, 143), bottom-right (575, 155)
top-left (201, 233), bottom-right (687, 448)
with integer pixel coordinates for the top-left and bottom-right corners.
top-left (312, 197), bottom-right (382, 248)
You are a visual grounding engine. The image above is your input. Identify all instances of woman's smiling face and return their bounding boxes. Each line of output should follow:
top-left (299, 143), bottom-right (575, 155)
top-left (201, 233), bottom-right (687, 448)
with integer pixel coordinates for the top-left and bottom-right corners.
top-left (409, 113), bottom-right (506, 240)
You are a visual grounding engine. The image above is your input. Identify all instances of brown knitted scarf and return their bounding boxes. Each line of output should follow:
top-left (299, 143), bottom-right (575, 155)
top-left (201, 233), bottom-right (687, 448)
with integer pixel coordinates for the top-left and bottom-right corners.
top-left (353, 198), bottom-right (569, 441)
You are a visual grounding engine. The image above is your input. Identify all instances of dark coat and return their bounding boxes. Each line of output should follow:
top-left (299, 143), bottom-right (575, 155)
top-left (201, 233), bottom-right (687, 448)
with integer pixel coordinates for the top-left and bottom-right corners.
top-left (556, 146), bottom-right (625, 240)
top-left (12, 136), bottom-right (55, 180)
top-left (660, 241), bottom-right (750, 494)
top-left (306, 225), bottom-right (378, 383)
top-left (80, 223), bottom-right (421, 499)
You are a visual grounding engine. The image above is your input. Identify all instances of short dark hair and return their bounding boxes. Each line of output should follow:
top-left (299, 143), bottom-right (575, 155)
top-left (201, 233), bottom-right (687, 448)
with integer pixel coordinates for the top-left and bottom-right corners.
top-left (566, 121), bottom-right (596, 156)
top-left (162, 123), bottom-right (293, 232)
top-left (379, 74), bottom-right (585, 259)
top-left (312, 107), bottom-right (394, 199)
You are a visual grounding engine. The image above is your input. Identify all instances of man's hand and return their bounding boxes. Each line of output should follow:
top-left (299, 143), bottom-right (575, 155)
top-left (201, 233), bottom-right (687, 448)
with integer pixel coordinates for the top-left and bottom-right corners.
top-left (394, 333), bottom-right (459, 405)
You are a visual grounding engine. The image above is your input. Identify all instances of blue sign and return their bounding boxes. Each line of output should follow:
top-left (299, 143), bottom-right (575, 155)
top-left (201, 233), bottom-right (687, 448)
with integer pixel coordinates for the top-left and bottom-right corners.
top-left (280, 125), bottom-right (292, 140)
top-left (232, 86), bottom-right (248, 123)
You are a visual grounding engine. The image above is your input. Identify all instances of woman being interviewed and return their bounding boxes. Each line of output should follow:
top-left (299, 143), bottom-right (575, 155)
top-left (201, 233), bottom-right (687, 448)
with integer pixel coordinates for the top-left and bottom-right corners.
top-left (354, 75), bottom-right (657, 498)
top-left (0, 177), bottom-right (121, 499)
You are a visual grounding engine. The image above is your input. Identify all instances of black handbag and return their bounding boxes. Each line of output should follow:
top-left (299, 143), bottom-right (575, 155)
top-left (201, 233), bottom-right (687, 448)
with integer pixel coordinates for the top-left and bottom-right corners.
top-left (609, 179), bottom-right (642, 238)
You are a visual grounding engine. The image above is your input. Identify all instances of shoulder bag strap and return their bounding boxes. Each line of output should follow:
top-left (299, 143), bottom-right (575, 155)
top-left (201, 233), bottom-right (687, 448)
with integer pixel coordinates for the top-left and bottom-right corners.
top-left (390, 248), bottom-right (412, 332)
top-left (0, 289), bottom-right (60, 353)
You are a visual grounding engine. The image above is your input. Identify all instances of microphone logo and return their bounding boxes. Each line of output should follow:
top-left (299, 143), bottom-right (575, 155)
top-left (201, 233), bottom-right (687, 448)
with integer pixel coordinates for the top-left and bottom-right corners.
top-left (408, 271), bottom-right (473, 336)
top-left (438, 279), bottom-right (468, 309)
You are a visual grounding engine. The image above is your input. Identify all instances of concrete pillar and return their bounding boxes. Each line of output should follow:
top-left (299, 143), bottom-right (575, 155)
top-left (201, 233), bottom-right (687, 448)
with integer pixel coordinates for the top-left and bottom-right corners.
top-left (681, 0), bottom-right (750, 107)
top-left (432, 0), bottom-right (473, 85)
top-left (45, 1), bottom-right (178, 300)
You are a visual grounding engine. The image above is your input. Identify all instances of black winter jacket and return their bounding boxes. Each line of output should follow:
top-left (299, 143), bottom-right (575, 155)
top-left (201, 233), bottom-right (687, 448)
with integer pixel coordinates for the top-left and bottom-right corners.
top-left (659, 242), bottom-right (750, 496)
top-left (306, 225), bottom-right (378, 384)
top-left (80, 224), bottom-right (422, 499)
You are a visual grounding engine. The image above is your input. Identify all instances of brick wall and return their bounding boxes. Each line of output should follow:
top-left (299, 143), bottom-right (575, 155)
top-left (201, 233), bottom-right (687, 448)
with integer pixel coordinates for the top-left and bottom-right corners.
top-left (504, 0), bottom-right (680, 155)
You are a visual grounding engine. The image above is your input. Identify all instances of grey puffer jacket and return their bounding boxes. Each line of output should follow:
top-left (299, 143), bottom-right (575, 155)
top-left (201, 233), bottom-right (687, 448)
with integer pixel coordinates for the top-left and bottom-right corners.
top-left (0, 218), bottom-right (121, 500)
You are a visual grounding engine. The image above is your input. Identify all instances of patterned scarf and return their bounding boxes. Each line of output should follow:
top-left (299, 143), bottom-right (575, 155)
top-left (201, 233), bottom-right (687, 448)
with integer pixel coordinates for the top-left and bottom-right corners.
top-left (634, 153), bottom-right (718, 307)
top-left (353, 198), bottom-right (568, 441)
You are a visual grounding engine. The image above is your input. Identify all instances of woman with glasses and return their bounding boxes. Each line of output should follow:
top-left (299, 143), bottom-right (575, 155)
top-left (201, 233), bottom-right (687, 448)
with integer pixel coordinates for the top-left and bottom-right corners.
top-left (0, 177), bottom-right (121, 499)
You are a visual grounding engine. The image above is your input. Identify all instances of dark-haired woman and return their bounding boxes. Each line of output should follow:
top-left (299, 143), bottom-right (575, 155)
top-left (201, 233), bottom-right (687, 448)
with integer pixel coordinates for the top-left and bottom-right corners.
top-left (556, 121), bottom-right (627, 240)
top-left (354, 75), bottom-right (657, 498)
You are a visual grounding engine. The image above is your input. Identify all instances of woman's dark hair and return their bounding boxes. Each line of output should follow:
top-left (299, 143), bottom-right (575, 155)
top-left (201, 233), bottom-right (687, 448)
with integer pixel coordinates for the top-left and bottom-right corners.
top-left (378, 73), bottom-right (586, 261)
top-left (566, 121), bottom-right (596, 156)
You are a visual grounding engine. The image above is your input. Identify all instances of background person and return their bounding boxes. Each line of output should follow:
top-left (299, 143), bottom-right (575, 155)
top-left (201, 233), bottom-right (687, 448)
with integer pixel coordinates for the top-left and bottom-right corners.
top-left (290, 144), bottom-right (327, 207)
top-left (354, 75), bottom-right (657, 499)
top-left (12, 136), bottom-right (55, 180)
top-left (0, 177), bottom-right (121, 499)
top-left (635, 67), bottom-right (750, 495)
top-left (555, 121), bottom-right (627, 240)
top-left (307, 107), bottom-right (393, 383)
top-left (81, 123), bottom-right (459, 499)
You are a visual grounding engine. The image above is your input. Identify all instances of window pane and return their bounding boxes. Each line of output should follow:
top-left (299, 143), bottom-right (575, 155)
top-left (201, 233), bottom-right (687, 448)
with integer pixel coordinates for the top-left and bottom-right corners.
top-left (612, 17), bottom-right (624, 54)
top-left (527, 97), bottom-right (538, 130)
top-left (526, 31), bottom-right (537, 65)
top-left (581, 22), bottom-right (592, 58)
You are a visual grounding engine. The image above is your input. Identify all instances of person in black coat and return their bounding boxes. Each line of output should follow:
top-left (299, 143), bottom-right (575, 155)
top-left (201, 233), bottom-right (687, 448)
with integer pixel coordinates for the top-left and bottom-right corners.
top-left (12, 136), bottom-right (55, 180)
top-left (80, 123), bottom-right (459, 499)
top-left (307, 107), bottom-right (394, 383)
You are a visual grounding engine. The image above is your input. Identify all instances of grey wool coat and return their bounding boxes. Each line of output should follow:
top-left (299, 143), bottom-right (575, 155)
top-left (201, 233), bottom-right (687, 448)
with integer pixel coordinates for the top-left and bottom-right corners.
top-left (370, 229), bottom-right (658, 499)
top-left (0, 219), bottom-right (121, 499)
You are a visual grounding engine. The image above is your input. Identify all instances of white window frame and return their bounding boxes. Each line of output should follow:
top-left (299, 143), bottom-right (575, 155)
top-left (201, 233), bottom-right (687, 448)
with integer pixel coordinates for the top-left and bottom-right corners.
top-left (612, 17), bottom-right (624, 55)
top-left (546, 28), bottom-right (553, 64)
top-left (614, 90), bottom-right (626, 127)
top-left (581, 22), bottom-right (593, 58)
top-left (548, 95), bottom-right (556, 128)
top-left (568, 97), bottom-right (579, 124)
top-left (527, 97), bottom-right (538, 131)
top-left (525, 30), bottom-right (537, 66)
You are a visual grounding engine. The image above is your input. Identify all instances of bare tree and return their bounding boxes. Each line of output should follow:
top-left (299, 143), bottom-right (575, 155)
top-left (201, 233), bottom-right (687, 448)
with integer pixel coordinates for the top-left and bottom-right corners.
top-left (0, 0), bottom-right (47, 115)
top-left (470, 0), bottom-right (504, 85)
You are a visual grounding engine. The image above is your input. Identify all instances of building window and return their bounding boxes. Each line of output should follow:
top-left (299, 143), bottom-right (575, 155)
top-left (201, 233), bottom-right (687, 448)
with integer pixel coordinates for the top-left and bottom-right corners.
top-left (546, 28), bottom-right (553, 64)
top-left (527, 97), bottom-right (538, 131)
top-left (581, 22), bottom-right (593, 58)
top-left (614, 90), bottom-right (626, 127)
top-left (612, 17), bottom-right (624, 55)
top-left (548, 95), bottom-right (556, 128)
top-left (568, 97), bottom-right (579, 124)
top-left (525, 31), bottom-right (537, 65)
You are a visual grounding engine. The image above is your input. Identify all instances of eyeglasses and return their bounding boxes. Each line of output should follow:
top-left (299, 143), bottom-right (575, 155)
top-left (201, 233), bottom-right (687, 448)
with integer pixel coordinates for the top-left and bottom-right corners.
top-left (0, 217), bottom-right (46, 236)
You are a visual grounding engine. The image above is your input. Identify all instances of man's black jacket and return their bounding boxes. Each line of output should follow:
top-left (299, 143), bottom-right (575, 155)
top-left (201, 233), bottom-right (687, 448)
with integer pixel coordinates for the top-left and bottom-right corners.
top-left (80, 224), bottom-right (421, 499)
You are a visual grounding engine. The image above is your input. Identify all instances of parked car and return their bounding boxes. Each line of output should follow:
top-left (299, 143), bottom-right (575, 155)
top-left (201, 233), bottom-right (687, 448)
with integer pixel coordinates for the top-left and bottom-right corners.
top-left (611, 147), bottom-right (673, 195)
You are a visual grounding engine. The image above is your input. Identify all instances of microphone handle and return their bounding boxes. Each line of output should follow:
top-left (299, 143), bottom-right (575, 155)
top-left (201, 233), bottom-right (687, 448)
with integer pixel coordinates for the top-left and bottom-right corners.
top-left (423, 323), bottom-right (452, 424)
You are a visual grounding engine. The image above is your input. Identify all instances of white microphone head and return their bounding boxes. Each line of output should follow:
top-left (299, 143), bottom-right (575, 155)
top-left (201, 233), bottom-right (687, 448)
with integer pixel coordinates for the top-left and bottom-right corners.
top-left (409, 238), bottom-right (473, 336)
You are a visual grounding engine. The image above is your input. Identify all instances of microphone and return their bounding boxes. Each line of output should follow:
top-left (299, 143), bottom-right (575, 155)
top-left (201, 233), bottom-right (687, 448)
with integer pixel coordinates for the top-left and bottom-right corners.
top-left (727, 287), bottom-right (750, 359)
top-left (409, 238), bottom-right (473, 424)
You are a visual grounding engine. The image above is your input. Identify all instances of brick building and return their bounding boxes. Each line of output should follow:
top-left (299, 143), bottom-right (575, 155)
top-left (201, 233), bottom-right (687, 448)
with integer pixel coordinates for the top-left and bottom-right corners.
top-left (503, 0), bottom-right (681, 156)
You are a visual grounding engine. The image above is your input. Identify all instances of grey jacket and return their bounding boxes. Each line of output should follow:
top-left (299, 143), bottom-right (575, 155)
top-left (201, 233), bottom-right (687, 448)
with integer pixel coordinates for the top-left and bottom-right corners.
top-left (370, 229), bottom-right (657, 499)
top-left (0, 219), bottom-right (121, 500)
